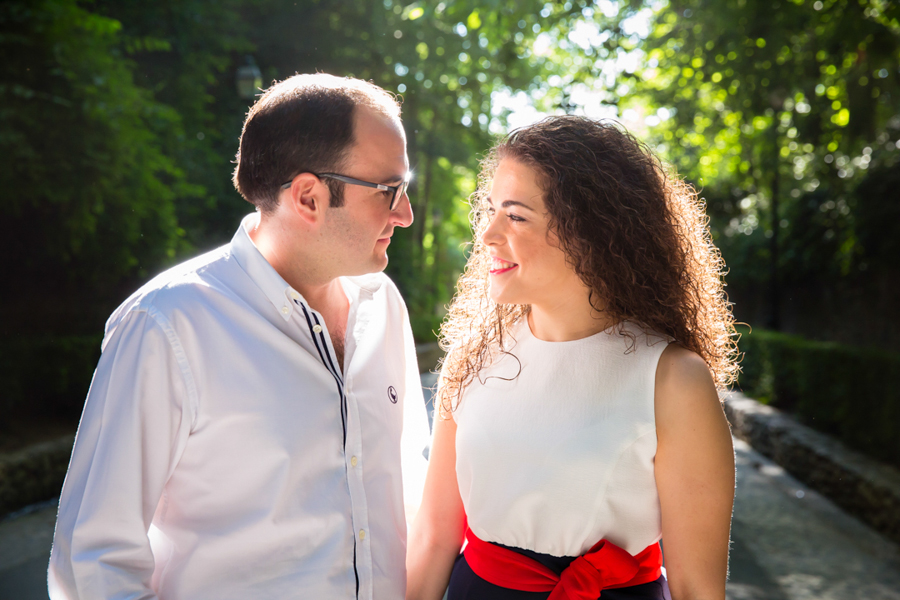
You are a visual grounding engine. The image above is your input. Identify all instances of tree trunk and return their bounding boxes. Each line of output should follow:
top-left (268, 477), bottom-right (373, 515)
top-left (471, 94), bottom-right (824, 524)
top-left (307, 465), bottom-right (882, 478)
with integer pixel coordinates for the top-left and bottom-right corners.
top-left (768, 126), bottom-right (781, 331)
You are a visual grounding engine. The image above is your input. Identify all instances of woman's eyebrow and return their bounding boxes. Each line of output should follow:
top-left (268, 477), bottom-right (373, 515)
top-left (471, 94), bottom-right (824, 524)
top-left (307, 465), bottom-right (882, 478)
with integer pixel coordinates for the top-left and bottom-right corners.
top-left (486, 196), bottom-right (536, 211)
top-left (501, 199), bottom-right (535, 211)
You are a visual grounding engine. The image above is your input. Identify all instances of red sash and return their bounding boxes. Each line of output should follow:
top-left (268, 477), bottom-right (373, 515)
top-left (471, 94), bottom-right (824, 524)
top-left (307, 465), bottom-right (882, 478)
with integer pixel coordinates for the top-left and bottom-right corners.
top-left (463, 529), bottom-right (662, 600)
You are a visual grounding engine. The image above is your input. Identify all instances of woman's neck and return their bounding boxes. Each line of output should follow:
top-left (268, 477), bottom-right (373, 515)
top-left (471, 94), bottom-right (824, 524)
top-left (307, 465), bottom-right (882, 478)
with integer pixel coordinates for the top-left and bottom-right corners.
top-left (528, 294), bottom-right (616, 342)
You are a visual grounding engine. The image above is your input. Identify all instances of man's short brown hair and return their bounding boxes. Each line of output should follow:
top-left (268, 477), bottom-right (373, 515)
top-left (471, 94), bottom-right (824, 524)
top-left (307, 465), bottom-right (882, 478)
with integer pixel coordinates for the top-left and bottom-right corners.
top-left (232, 74), bottom-right (401, 212)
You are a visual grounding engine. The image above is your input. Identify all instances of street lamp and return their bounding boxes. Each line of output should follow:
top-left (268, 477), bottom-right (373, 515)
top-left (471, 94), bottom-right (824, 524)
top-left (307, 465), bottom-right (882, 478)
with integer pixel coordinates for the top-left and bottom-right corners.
top-left (236, 56), bottom-right (262, 100)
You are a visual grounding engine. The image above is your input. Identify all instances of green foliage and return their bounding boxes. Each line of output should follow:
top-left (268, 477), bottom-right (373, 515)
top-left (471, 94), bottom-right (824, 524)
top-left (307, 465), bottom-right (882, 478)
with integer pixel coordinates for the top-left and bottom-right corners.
top-left (0, 0), bottom-right (191, 331)
top-left (91, 0), bottom-right (255, 248)
top-left (853, 163), bottom-right (900, 269)
top-left (618, 0), bottom-right (900, 185)
top-left (738, 327), bottom-right (900, 468)
top-left (0, 334), bottom-right (102, 427)
top-left (607, 0), bottom-right (900, 312)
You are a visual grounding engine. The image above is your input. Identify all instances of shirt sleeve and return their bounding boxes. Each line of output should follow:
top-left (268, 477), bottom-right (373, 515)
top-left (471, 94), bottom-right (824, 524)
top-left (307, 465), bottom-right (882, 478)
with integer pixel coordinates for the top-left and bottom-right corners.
top-left (49, 305), bottom-right (196, 600)
top-left (399, 309), bottom-right (430, 526)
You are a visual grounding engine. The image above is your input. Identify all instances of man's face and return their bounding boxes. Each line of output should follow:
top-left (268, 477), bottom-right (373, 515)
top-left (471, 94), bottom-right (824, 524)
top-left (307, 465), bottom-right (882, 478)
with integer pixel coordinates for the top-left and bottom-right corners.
top-left (321, 106), bottom-right (413, 276)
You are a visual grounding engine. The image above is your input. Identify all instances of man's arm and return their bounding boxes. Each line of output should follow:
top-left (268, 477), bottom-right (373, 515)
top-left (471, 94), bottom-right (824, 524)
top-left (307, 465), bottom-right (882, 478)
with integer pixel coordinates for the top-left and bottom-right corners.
top-left (49, 306), bottom-right (195, 600)
top-left (399, 309), bottom-right (430, 526)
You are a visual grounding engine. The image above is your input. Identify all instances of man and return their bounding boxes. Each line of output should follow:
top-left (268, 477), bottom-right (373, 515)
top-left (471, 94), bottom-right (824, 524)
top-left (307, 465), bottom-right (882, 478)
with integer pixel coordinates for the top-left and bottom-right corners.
top-left (49, 74), bottom-right (430, 599)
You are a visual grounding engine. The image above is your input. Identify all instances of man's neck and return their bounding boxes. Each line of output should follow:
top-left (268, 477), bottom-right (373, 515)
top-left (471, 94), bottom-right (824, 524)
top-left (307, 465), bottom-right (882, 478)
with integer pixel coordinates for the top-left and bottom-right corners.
top-left (292, 278), bottom-right (348, 317)
top-left (249, 212), bottom-right (351, 361)
top-left (249, 211), bottom-right (332, 300)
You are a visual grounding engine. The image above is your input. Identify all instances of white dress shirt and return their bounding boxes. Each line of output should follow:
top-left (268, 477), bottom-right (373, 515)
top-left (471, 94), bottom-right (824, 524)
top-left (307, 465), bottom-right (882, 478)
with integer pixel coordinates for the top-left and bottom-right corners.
top-left (49, 213), bottom-right (430, 600)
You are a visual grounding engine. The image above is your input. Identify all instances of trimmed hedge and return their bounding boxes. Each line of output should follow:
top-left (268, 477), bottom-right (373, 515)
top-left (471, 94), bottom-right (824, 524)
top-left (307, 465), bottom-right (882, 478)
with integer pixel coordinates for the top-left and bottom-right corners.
top-left (737, 327), bottom-right (900, 468)
top-left (0, 334), bottom-right (102, 427)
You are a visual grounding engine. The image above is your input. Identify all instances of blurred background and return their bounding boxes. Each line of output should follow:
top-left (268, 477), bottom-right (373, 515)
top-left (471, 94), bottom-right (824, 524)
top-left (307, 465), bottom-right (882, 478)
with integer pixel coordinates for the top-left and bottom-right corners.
top-left (5, 0), bottom-right (898, 469)
top-left (1, 0), bottom-right (899, 596)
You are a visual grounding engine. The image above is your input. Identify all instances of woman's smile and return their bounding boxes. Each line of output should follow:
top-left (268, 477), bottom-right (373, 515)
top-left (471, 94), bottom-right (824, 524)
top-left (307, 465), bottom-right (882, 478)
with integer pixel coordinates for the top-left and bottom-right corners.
top-left (489, 256), bottom-right (518, 275)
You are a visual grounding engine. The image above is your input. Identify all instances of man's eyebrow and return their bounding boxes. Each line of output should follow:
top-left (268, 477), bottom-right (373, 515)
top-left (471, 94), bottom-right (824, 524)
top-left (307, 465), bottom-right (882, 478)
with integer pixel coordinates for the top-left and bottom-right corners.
top-left (486, 196), bottom-right (536, 211)
top-left (382, 172), bottom-right (411, 185)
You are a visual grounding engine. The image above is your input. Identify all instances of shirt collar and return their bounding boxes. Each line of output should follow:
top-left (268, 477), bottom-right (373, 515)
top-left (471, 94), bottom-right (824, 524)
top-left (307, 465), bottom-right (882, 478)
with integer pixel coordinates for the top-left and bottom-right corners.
top-left (230, 212), bottom-right (299, 321)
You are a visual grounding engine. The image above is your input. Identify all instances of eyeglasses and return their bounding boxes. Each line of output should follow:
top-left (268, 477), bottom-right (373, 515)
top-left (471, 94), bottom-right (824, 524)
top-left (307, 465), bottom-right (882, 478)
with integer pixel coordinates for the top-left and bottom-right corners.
top-left (281, 172), bottom-right (410, 210)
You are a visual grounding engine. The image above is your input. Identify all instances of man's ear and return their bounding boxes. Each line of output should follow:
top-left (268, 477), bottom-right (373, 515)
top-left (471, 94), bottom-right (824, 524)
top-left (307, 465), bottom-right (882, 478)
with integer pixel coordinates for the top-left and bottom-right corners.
top-left (283, 173), bottom-right (329, 226)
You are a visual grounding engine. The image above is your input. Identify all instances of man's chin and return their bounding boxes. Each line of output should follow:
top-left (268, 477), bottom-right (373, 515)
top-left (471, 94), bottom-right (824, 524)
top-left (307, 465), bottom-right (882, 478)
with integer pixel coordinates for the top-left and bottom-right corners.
top-left (344, 256), bottom-right (389, 277)
top-left (371, 250), bottom-right (390, 272)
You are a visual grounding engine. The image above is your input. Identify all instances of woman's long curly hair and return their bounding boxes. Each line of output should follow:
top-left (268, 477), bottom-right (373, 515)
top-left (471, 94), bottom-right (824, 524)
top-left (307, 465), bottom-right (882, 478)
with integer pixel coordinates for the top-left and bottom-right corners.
top-left (437, 116), bottom-right (738, 416)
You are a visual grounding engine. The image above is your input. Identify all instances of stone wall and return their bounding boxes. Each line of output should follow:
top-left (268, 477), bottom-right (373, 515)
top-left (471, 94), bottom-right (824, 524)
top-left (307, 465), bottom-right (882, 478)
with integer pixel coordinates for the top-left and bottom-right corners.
top-left (724, 391), bottom-right (900, 544)
top-left (0, 435), bottom-right (73, 517)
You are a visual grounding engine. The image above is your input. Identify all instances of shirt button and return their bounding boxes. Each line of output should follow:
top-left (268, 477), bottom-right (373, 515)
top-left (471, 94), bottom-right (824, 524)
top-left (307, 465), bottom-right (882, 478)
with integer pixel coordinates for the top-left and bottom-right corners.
top-left (312, 324), bottom-right (323, 334)
top-left (281, 306), bottom-right (290, 315)
top-left (351, 456), bottom-right (358, 467)
top-left (290, 291), bottom-right (300, 300)
top-left (359, 529), bottom-right (366, 540)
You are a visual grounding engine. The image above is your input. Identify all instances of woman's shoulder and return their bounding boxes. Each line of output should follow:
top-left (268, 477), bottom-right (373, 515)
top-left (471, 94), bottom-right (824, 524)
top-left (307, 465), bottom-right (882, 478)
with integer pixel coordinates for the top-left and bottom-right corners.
top-left (653, 344), bottom-right (721, 432)
top-left (655, 344), bottom-right (714, 388)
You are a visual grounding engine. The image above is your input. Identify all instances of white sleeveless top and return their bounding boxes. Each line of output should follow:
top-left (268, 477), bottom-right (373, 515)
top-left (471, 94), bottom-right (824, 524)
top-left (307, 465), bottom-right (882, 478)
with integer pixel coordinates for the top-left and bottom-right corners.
top-left (453, 319), bottom-right (669, 557)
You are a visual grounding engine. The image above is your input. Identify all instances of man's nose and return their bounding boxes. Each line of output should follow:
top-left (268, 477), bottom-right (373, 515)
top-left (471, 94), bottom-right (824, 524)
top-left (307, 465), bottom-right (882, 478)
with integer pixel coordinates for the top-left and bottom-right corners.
top-left (392, 191), bottom-right (414, 228)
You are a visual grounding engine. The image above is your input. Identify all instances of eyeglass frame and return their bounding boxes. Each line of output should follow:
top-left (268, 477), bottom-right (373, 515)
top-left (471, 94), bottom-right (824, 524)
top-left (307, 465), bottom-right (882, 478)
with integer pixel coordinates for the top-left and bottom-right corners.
top-left (281, 172), bottom-right (410, 211)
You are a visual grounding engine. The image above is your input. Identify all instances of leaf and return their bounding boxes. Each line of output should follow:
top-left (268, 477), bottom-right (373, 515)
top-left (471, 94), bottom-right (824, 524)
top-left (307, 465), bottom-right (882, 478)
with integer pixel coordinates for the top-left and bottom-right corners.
top-left (466, 10), bottom-right (481, 30)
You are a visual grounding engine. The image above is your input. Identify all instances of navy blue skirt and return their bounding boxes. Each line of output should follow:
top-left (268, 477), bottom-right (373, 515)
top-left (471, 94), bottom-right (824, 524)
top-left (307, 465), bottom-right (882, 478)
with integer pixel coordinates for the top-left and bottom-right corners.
top-left (447, 542), bottom-right (671, 600)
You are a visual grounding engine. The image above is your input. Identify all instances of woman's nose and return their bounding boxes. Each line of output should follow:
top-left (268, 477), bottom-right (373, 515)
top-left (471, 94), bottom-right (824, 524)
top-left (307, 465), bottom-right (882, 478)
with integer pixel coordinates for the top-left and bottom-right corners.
top-left (480, 213), bottom-right (503, 246)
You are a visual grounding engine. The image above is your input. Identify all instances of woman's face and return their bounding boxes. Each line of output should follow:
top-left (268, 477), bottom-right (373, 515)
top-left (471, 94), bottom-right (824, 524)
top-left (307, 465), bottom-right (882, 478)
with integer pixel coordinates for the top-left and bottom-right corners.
top-left (481, 159), bottom-right (586, 307)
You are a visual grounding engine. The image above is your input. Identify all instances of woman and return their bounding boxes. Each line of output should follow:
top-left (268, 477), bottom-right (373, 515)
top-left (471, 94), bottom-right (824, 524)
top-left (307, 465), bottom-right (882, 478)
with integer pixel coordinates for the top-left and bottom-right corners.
top-left (406, 116), bottom-right (737, 600)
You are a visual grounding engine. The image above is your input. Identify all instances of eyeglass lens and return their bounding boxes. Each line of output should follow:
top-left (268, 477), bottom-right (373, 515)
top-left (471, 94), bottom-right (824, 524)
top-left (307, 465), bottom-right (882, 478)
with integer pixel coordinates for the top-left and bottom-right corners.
top-left (393, 179), bottom-right (409, 210)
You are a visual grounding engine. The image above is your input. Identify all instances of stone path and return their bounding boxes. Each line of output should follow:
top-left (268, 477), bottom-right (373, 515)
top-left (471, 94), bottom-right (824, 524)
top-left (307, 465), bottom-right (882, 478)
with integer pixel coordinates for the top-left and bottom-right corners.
top-left (727, 438), bottom-right (900, 599)
top-left (2, 439), bottom-right (898, 599)
top-left (0, 498), bottom-right (57, 600)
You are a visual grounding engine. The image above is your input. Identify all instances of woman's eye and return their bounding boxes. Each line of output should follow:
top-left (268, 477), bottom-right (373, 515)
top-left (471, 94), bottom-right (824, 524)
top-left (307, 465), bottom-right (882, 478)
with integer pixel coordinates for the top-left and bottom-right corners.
top-left (508, 214), bottom-right (525, 222)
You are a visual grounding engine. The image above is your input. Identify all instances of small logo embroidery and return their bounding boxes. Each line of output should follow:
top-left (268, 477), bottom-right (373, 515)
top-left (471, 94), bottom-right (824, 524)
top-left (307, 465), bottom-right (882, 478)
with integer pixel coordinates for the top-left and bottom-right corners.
top-left (387, 386), bottom-right (398, 404)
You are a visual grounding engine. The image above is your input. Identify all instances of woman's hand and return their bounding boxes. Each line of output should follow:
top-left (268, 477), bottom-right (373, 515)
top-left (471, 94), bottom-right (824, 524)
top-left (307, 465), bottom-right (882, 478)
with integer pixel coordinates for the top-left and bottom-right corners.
top-left (406, 410), bottom-right (467, 600)
top-left (655, 344), bottom-right (735, 600)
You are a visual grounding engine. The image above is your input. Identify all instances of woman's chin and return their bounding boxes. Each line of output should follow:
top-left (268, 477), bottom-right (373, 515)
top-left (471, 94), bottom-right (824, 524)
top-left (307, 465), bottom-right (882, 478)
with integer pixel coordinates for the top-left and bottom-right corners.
top-left (488, 287), bottom-right (524, 306)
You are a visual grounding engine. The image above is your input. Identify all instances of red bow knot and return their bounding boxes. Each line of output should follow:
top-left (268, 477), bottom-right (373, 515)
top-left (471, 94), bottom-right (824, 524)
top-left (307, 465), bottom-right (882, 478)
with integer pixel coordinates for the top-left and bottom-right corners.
top-left (463, 529), bottom-right (661, 599)
top-left (547, 540), bottom-right (640, 600)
